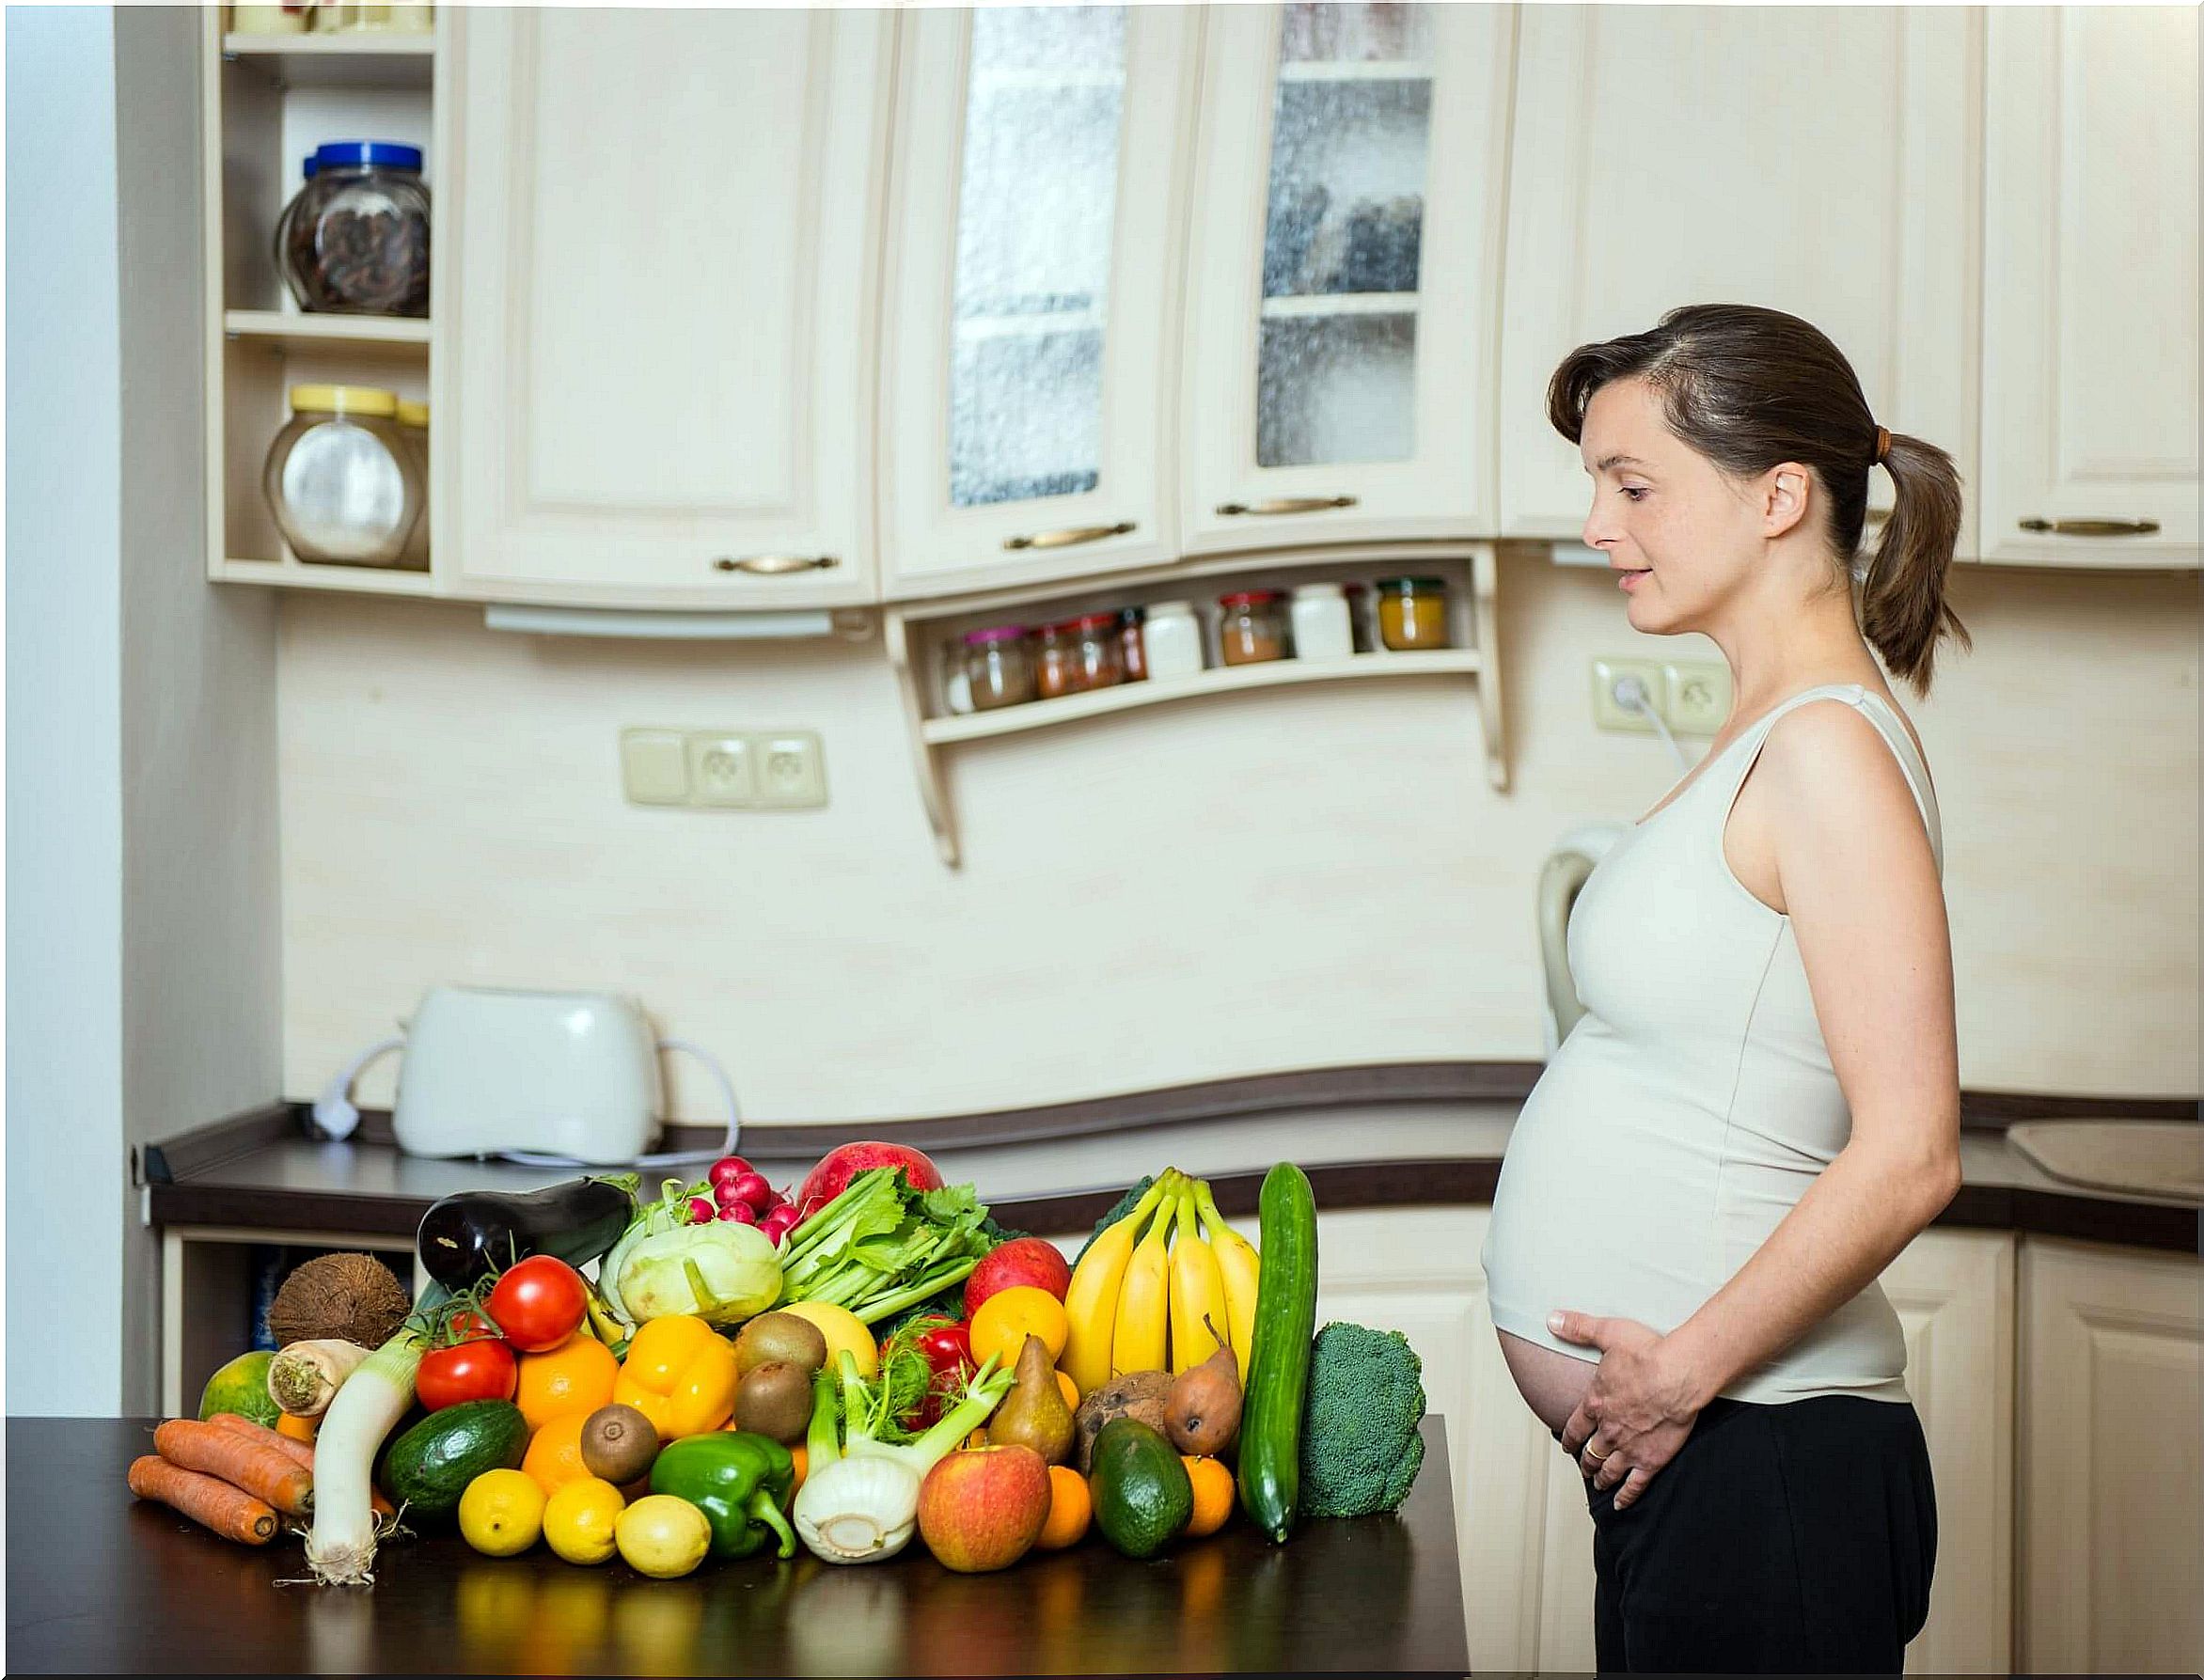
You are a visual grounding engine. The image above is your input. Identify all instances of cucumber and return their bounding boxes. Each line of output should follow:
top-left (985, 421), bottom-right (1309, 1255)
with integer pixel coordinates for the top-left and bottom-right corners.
top-left (380, 1399), bottom-right (528, 1519)
top-left (1236, 1160), bottom-right (1317, 1542)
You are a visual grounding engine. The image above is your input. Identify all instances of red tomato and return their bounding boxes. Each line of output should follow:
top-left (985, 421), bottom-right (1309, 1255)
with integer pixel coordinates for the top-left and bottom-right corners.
top-left (912, 1319), bottom-right (974, 1383)
top-left (483, 1255), bottom-right (589, 1353)
top-left (417, 1336), bottom-right (517, 1410)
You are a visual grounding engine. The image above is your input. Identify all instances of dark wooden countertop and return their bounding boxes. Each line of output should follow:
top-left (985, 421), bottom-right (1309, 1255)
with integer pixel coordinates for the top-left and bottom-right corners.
top-left (6, 1416), bottom-right (1469, 1676)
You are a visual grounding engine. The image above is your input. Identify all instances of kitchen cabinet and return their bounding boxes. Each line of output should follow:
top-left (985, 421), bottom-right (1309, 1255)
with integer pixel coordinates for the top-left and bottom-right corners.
top-left (1496, 6), bottom-right (1979, 557)
top-left (1979, 6), bottom-right (2200, 569)
top-left (1177, 3), bottom-right (1514, 556)
top-left (877, 5), bottom-right (1202, 601)
top-left (2018, 1237), bottom-right (2203, 1672)
top-left (443, 8), bottom-right (888, 607)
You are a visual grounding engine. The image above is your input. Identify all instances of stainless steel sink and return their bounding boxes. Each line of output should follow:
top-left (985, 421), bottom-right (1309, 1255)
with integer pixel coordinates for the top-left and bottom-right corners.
top-left (2007, 1120), bottom-right (2204, 1202)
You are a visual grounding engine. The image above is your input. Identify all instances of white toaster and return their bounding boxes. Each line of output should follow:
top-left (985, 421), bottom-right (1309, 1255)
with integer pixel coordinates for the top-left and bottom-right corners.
top-left (392, 986), bottom-right (665, 1164)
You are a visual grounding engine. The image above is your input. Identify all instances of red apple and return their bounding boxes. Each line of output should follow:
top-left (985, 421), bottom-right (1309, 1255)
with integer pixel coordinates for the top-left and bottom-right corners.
top-left (964, 1237), bottom-right (1073, 1317)
top-left (793, 1141), bottom-right (945, 1222)
top-left (917, 1445), bottom-right (1051, 1573)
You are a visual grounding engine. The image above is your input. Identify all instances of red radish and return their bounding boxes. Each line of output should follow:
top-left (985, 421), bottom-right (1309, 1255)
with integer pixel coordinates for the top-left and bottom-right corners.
top-left (794, 1142), bottom-right (945, 1221)
top-left (719, 1200), bottom-right (757, 1224)
top-left (714, 1179), bottom-right (748, 1208)
top-left (760, 1207), bottom-right (798, 1245)
top-left (730, 1171), bottom-right (772, 1210)
top-left (709, 1156), bottom-right (751, 1191)
top-left (964, 1237), bottom-right (1073, 1316)
top-left (686, 1197), bottom-right (716, 1225)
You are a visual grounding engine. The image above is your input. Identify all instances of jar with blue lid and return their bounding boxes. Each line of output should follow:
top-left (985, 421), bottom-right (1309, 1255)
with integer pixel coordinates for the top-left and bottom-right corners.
top-left (277, 140), bottom-right (430, 317)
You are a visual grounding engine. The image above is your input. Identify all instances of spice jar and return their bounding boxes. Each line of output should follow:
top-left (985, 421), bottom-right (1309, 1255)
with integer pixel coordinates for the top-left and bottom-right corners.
top-left (1063, 612), bottom-right (1126, 691)
top-left (1218, 590), bottom-right (1290, 666)
top-left (230, 4), bottom-right (311, 34)
top-left (1141, 600), bottom-right (1204, 680)
top-left (961, 626), bottom-right (1036, 712)
top-left (1116, 605), bottom-right (1148, 683)
top-left (1377, 575), bottom-right (1452, 651)
top-left (394, 398), bottom-right (430, 570)
top-left (262, 384), bottom-right (422, 567)
top-left (277, 141), bottom-right (431, 317)
top-left (1291, 582), bottom-right (1354, 661)
top-left (1344, 582), bottom-right (1373, 652)
top-left (315, 2), bottom-right (434, 32)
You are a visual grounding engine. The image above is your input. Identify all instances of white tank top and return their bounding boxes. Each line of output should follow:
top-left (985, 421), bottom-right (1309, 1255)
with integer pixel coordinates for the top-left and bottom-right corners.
top-left (1482, 683), bottom-right (1943, 1405)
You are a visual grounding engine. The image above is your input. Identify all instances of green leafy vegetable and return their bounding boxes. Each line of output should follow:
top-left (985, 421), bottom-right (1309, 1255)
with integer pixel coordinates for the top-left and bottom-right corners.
top-left (1298, 1321), bottom-right (1427, 1518)
top-left (774, 1168), bottom-right (1000, 1327)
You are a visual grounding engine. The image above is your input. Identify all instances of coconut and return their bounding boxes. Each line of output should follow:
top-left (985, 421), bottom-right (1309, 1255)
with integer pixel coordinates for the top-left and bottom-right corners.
top-left (267, 1252), bottom-right (411, 1349)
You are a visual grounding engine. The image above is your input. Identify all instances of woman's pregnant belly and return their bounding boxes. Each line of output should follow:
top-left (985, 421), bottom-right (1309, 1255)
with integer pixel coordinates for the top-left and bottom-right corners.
top-left (1498, 1330), bottom-right (1598, 1435)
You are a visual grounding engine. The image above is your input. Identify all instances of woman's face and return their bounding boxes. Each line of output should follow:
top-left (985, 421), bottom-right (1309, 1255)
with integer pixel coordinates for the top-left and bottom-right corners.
top-left (1577, 377), bottom-right (1790, 629)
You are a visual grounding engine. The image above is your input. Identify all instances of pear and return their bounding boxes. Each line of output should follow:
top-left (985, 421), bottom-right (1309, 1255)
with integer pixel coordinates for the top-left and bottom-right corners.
top-left (985, 1333), bottom-right (1077, 1467)
top-left (1164, 1337), bottom-right (1242, 1457)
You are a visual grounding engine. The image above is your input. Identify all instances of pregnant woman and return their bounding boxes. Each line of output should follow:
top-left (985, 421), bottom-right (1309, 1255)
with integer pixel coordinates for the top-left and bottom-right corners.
top-left (1481, 304), bottom-right (1967, 1672)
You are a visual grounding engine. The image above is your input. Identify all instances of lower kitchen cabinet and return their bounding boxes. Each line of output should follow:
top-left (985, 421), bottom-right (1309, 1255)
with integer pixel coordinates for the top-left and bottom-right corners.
top-left (2018, 1237), bottom-right (2203, 1673)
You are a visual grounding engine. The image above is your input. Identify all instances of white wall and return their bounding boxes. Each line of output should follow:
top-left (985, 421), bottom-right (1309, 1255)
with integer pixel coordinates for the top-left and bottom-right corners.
top-left (6, 6), bottom-right (128, 1417)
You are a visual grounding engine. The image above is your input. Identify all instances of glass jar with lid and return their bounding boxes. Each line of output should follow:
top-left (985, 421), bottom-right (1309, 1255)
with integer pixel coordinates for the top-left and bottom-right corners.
top-left (961, 625), bottom-right (1036, 712)
top-left (1290, 582), bottom-right (1354, 661)
top-left (262, 384), bottom-right (423, 567)
top-left (1377, 576), bottom-right (1452, 651)
top-left (394, 398), bottom-right (430, 570)
top-left (1141, 600), bottom-right (1204, 680)
top-left (277, 141), bottom-right (431, 317)
top-left (1218, 589), bottom-right (1291, 666)
top-left (1116, 605), bottom-right (1148, 683)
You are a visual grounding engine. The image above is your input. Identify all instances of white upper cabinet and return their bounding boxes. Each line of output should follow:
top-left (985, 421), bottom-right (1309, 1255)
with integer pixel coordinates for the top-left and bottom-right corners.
top-left (446, 8), bottom-right (888, 606)
top-left (878, 6), bottom-right (1201, 600)
top-left (1980, 7), bottom-right (2200, 568)
top-left (1497, 8), bottom-right (1978, 552)
top-left (1178, 4), bottom-right (1514, 556)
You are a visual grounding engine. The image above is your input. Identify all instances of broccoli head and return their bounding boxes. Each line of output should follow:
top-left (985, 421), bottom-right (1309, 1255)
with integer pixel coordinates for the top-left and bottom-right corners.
top-left (1299, 1321), bottom-right (1427, 1518)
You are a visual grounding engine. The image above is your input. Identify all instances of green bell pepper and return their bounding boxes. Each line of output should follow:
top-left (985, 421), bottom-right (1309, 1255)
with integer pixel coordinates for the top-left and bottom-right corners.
top-left (648, 1430), bottom-right (797, 1561)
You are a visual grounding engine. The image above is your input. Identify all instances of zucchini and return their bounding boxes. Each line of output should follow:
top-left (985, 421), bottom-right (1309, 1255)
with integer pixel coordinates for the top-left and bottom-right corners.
top-left (1236, 1160), bottom-right (1317, 1542)
top-left (379, 1399), bottom-right (528, 1519)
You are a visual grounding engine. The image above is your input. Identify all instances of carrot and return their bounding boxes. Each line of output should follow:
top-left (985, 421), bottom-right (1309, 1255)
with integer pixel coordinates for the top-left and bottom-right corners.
top-left (276, 1411), bottom-right (318, 1444)
top-left (129, 1454), bottom-right (278, 1545)
top-left (209, 1412), bottom-right (396, 1517)
top-left (154, 1419), bottom-right (314, 1518)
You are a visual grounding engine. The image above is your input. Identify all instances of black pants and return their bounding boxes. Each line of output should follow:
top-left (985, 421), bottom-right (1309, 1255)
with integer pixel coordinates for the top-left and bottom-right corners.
top-left (1553, 1394), bottom-right (1937, 1673)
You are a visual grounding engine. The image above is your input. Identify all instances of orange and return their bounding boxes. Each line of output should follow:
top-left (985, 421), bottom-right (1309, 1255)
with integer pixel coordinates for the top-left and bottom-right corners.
top-left (1035, 1464), bottom-right (1091, 1550)
top-left (522, 1409), bottom-right (593, 1496)
top-left (1054, 1369), bottom-right (1079, 1411)
top-left (1182, 1455), bottom-right (1233, 1538)
top-left (968, 1286), bottom-right (1070, 1370)
top-left (787, 1443), bottom-right (808, 1494)
top-left (516, 1335), bottom-right (619, 1434)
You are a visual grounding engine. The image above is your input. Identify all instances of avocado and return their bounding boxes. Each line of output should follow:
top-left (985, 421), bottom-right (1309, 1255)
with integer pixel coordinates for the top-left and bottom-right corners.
top-left (380, 1399), bottom-right (529, 1519)
top-left (1088, 1417), bottom-right (1193, 1559)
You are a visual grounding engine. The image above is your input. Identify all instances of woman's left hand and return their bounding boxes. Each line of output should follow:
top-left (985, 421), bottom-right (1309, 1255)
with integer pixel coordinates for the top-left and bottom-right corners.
top-left (1548, 1309), bottom-right (1704, 1511)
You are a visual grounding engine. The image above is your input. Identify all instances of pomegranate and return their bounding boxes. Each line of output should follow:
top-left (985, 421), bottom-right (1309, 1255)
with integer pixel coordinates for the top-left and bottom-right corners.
top-left (794, 1141), bottom-right (945, 1221)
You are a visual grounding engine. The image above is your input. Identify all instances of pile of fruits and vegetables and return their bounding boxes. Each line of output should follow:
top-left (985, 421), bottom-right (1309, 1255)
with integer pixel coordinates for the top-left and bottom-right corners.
top-left (131, 1142), bottom-right (1428, 1589)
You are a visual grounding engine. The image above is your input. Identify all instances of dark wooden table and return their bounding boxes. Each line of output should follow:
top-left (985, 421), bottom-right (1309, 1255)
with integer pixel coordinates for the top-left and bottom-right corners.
top-left (8, 1416), bottom-right (1468, 1675)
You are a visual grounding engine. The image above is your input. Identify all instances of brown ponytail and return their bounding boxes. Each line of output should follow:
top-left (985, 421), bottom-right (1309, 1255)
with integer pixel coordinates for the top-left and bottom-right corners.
top-left (1548, 304), bottom-right (1971, 696)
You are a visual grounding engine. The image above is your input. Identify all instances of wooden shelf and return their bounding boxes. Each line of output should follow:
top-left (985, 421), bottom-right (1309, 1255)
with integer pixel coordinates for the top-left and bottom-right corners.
top-left (1261, 292), bottom-right (1420, 320)
top-left (221, 32), bottom-right (433, 89)
top-left (223, 309), bottom-right (431, 353)
top-left (924, 650), bottom-right (1480, 745)
top-left (1276, 60), bottom-right (1435, 84)
top-left (213, 558), bottom-right (439, 596)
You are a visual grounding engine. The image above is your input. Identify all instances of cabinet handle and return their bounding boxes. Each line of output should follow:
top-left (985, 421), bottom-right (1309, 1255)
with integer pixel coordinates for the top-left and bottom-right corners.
top-left (1215, 495), bottom-right (1359, 516)
top-left (713, 554), bottom-right (840, 574)
top-left (2018, 517), bottom-right (2161, 538)
top-left (1001, 521), bottom-right (1137, 552)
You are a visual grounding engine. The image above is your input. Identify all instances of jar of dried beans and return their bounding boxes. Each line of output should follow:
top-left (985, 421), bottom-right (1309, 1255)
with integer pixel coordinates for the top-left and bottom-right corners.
top-left (277, 141), bottom-right (431, 317)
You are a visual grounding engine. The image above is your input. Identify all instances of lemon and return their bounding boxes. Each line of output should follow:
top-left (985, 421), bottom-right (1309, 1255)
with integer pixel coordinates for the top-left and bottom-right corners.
top-left (777, 1300), bottom-right (876, 1379)
top-left (615, 1494), bottom-right (711, 1579)
top-left (543, 1476), bottom-right (626, 1566)
top-left (459, 1468), bottom-right (546, 1558)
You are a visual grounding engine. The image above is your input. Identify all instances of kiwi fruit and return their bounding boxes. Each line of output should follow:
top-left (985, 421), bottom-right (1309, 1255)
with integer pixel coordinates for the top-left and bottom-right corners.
top-left (733, 1361), bottom-right (814, 1443)
top-left (579, 1403), bottom-right (660, 1484)
top-left (732, 1311), bottom-right (829, 1380)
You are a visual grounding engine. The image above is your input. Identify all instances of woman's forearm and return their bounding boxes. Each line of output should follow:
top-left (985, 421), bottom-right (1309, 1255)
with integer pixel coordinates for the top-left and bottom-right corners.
top-left (1659, 1140), bottom-right (1960, 1411)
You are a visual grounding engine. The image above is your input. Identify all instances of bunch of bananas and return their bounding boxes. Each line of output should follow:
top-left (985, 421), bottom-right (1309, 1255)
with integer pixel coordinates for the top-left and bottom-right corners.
top-left (1063, 1168), bottom-right (1262, 1395)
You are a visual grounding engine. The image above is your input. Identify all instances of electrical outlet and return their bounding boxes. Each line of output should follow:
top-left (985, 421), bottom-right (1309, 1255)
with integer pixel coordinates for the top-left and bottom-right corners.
top-left (620, 730), bottom-right (690, 806)
top-left (1660, 661), bottom-right (1732, 734)
top-left (686, 733), bottom-right (756, 807)
top-left (753, 730), bottom-right (827, 809)
top-left (1591, 657), bottom-right (1665, 732)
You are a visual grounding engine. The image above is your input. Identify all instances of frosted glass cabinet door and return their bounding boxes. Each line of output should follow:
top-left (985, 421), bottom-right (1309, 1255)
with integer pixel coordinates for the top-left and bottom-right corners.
top-left (448, 8), bottom-right (887, 606)
top-left (1180, 3), bottom-right (1513, 556)
top-left (880, 6), bottom-right (1201, 599)
top-left (1496, 7), bottom-right (1977, 553)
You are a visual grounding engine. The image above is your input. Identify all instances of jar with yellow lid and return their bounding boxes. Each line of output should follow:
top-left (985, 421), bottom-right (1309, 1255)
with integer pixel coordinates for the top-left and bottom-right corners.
top-left (394, 398), bottom-right (430, 570)
top-left (1376, 575), bottom-right (1452, 652)
top-left (262, 384), bottom-right (423, 567)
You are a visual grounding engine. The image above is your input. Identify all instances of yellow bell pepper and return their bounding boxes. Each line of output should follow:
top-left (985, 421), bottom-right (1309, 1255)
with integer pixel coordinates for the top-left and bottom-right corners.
top-left (614, 1313), bottom-right (739, 1438)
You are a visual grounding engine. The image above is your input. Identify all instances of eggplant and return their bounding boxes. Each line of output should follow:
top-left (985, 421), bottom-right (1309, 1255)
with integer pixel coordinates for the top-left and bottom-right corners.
top-left (416, 1177), bottom-right (638, 1290)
